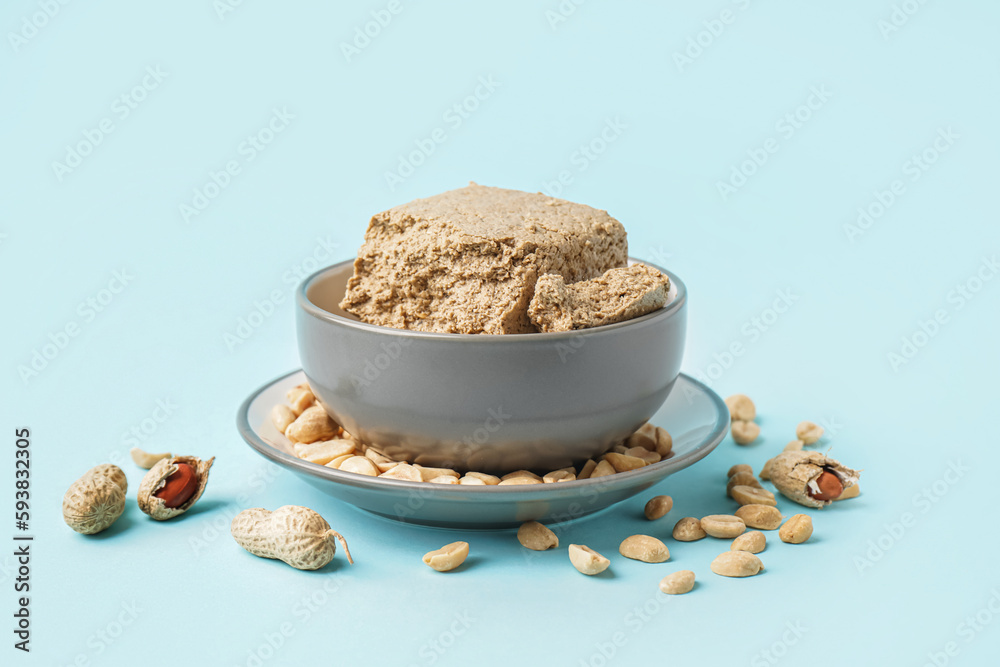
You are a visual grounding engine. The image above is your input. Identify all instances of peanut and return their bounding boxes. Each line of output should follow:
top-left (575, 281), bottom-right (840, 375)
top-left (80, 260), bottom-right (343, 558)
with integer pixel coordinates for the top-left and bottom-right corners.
top-left (464, 471), bottom-right (500, 485)
top-left (796, 421), bottom-right (824, 445)
top-left (626, 424), bottom-right (657, 450)
top-left (768, 451), bottom-right (859, 508)
top-left (735, 505), bottom-right (783, 530)
top-left (700, 515), bottom-right (746, 539)
top-left (779, 514), bottom-right (813, 544)
top-left (339, 456), bottom-right (379, 477)
top-left (270, 404), bottom-right (296, 434)
top-left (619, 535), bottom-right (669, 563)
top-left (577, 459), bottom-right (599, 479)
top-left (286, 384), bottom-right (315, 416)
top-left (543, 469), bottom-right (576, 483)
top-left (727, 471), bottom-right (762, 496)
top-left (129, 446), bottom-right (171, 469)
top-left (517, 521), bottom-right (558, 550)
top-left (497, 476), bottom-right (542, 486)
top-left (430, 475), bottom-right (459, 484)
top-left (324, 454), bottom-right (354, 470)
top-left (659, 570), bottom-right (695, 595)
top-left (626, 447), bottom-right (661, 465)
top-left (731, 485), bottom-right (777, 507)
top-left (231, 505), bottom-right (353, 570)
top-left (568, 544), bottom-right (610, 575)
top-left (602, 452), bottom-right (647, 473)
top-left (784, 439), bottom-right (805, 452)
top-left (672, 517), bottom-right (707, 542)
top-left (731, 530), bottom-right (766, 554)
top-left (710, 551), bottom-right (764, 577)
top-left (628, 424), bottom-right (672, 457)
top-left (727, 464), bottom-right (753, 478)
top-left (62, 464), bottom-right (127, 535)
top-left (155, 462), bottom-right (199, 508)
top-left (285, 406), bottom-right (338, 444)
top-left (417, 466), bottom-right (461, 482)
top-left (808, 471), bottom-right (843, 501)
top-left (137, 456), bottom-right (213, 520)
top-left (379, 463), bottom-right (422, 482)
top-left (835, 483), bottom-right (860, 500)
top-left (731, 420), bottom-right (760, 445)
top-left (643, 495), bottom-right (673, 521)
top-left (423, 541), bottom-right (469, 572)
top-left (725, 394), bottom-right (756, 422)
top-left (294, 439), bottom-right (355, 465)
top-left (653, 427), bottom-right (673, 457)
top-left (459, 475), bottom-right (486, 485)
top-left (589, 460), bottom-right (616, 478)
top-left (364, 449), bottom-right (393, 465)
top-left (373, 459), bottom-right (401, 473)
top-left (501, 470), bottom-right (542, 482)
top-left (759, 458), bottom-right (775, 481)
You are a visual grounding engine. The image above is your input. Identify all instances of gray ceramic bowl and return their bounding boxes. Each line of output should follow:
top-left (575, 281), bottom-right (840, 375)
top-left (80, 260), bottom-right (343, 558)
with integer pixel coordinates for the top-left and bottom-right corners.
top-left (296, 258), bottom-right (687, 473)
top-left (237, 370), bottom-right (728, 529)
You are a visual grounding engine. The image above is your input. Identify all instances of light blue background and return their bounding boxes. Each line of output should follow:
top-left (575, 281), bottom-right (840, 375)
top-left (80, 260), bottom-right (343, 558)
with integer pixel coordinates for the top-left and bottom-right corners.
top-left (2, 1), bottom-right (998, 665)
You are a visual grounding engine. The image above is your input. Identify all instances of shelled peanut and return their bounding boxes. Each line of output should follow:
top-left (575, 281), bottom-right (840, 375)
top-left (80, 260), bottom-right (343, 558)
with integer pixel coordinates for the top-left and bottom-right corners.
top-left (272, 386), bottom-right (674, 486)
top-left (725, 394), bottom-right (759, 445)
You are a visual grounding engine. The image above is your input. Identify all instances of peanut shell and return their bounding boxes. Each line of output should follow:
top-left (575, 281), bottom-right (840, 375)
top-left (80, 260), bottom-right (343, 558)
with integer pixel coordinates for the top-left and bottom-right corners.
top-left (766, 451), bottom-right (859, 509)
top-left (137, 455), bottom-right (214, 520)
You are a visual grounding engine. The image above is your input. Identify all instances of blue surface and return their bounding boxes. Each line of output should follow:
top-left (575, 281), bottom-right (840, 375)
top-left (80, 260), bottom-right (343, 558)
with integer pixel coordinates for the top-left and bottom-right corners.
top-left (2, 2), bottom-right (997, 665)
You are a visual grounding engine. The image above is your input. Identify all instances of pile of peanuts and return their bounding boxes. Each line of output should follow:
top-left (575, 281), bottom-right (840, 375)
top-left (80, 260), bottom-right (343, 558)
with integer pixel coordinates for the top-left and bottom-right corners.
top-left (63, 387), bottom-right (862, 583)
top-left (271, 384), bottom-right (673, 485)
top-left (418, 458), bottom-right (819, 583)
top-left (413, 393), bottom-right (860, 589)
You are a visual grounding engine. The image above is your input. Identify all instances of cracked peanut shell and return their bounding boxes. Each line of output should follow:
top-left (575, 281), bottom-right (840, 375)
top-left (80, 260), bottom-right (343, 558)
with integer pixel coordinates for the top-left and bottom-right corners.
top-left (137, 455), bottom-right (214, 520)
top-left (764, 450), bottom-right (859, 509)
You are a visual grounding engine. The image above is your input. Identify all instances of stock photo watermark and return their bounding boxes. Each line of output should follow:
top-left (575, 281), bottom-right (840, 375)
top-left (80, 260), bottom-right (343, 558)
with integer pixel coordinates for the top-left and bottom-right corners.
top-left (918, 589), bottom-right (1000, 667)
top-left (17, 269), bottom-right (135, 385)
top-left (58, 600), bottom-right (142, 665)
top-left (690, 288), bottom-right (799, 387)
top-left (844, 126), bottom-right (958, 243)
top-left (7, 0), bottom-right (72, 52)
top-left (716, 85), bottom-right (832, 201)
top-left (236, 576), bottom-right (348, 667)
top-left (750, 620), bottom-right (809, 667)
top-left (541, 116), bottom-right (627, 198)
top-left (854, 459), bottom-right (968, 573)
top-left (223, 236), bottom-right (339, 351)
top-left (349, 338), bottom-right (413, 393)
top-left (214, 0), bottom-right (249, 21)
top-left (672, 0), bottom-right (759, 73)
top-left (340, 0), bottom-right (414, 62)
top-left (51, 66), bottom-right (168, 182)
top-left (189, 461), bottom-right (284, 557)
top-left (96, 398), bottom-right (179, 469)
top-left (545, 0), bottom-right (590, 31)
top-left (179, 107), bottom-right (295, 223)
top-left (877, 0), bottom-right (933, 40)
top-left (577, 587), bottom-right (694, 667)
top-left (383, 75), bottom-right (501, 191)
top-left (410, 611), bottom-right (476, 666)
top-left (886, 255), bottom-right (996, 372)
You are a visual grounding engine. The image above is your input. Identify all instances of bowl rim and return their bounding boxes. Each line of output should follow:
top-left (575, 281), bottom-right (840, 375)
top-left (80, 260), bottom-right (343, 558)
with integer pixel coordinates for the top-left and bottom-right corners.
top-left (236, 370), bottom-right (729, 496)
top-left (296, 257), bottom-right (686, 341)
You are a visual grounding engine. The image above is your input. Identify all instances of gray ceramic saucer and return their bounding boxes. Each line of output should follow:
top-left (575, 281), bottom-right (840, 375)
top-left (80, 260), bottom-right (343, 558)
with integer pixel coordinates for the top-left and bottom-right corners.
top-left (237, 370), bottom-right (729, 529)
